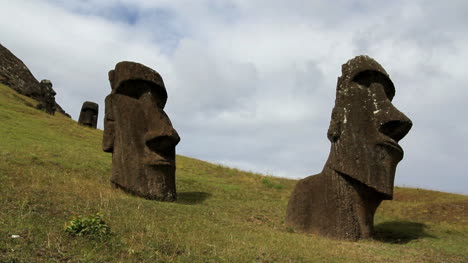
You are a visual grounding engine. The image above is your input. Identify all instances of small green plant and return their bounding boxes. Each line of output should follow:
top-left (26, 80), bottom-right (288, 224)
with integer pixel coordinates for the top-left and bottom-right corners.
top-left (261, 178), bottom-right (284, 190)
top-left (64, 213), bottom-right (111, 239)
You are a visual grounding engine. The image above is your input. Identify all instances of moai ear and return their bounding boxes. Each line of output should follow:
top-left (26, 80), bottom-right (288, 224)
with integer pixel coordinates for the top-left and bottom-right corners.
top-left (327, 106), bottom-right (343, 143)
top-left (108, 70), bottom-right (115, 90)
top-left (102, 95), bottom-right (115, 153)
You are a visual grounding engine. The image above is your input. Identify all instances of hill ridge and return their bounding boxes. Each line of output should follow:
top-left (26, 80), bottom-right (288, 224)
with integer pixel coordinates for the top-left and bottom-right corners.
top-left (0, 43), bottom-right (69, 116)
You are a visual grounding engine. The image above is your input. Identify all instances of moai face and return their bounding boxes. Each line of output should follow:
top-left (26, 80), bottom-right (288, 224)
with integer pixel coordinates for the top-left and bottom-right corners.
top-left (78, 101), bottom-right (98, 128)
top-left (103, 61), bottom-right (180, 201)
top-left (39, 79), bottom-right (57, 115)
top-left (327, 56), bottom-right (412, 198)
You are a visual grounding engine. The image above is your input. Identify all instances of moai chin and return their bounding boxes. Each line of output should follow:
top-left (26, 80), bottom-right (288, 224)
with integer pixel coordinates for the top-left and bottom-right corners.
top-left (286, 55), bottom-right (412, 240)
top-left (102, 61), bottom-right (180, 201)
top-left (78, 101), bottom-right (98, 128)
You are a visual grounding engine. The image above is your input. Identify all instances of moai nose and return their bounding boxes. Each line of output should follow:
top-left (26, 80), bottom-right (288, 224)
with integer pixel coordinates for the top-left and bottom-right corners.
top-left (144, 130), bottom-right (180, 153)
top-left (379, 112), bottom-right (412, 142)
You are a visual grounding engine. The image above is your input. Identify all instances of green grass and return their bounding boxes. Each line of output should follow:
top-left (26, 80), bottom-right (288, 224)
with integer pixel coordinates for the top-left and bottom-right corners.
top-left (0, 83), bottom-right (467, 262)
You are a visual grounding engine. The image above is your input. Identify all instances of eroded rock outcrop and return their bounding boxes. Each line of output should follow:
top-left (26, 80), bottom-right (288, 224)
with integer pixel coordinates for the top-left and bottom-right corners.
top-left (103, 61), bottom-right (180, 201)
top-left (286, 55), bottom-right (412, 240)
top-left (0, 43), bottom-right (69, 116)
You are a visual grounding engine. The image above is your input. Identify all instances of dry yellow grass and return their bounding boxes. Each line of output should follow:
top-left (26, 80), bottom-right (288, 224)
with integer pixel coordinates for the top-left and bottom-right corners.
top-left (0, 84), bottom-right (467, 262)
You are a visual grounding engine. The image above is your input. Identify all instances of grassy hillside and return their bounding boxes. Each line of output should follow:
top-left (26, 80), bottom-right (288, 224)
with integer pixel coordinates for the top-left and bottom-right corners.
top-left (0, 83), bottom-right (467, 262)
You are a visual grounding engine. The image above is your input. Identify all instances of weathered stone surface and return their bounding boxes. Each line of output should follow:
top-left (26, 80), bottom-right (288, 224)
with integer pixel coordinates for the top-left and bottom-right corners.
top-left (286, 55), bottom-right (412, 240)
top-left (0, 43), bottom-right (69, 116)
top-left (78, 101), bottom-right (98, 128)
top-left (36, 79), bottom-right (57, 115)
top-left (103, 61), bottom-right (180, 201)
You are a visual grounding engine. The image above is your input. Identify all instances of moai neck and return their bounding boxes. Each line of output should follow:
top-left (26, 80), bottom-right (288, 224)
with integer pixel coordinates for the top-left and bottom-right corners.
top-left (321, 162), bottom-right (384, 240)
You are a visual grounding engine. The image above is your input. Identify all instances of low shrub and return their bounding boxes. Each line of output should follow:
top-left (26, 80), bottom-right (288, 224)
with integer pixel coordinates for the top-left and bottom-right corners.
top-left (261, 178), bottom-right (284, 190)
top-left (64, 213), bottom-right (111, 239)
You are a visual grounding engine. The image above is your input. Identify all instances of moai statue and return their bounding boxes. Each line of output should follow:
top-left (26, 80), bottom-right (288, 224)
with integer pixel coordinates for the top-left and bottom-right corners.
top-left (78, 101), bottom-right (98, 128)
top-left (36, 79), bottom-right (57, 115)
top-left (102, 61), bottom-right (180, 201)
top-left (286, 55), bottom-right (412, 240)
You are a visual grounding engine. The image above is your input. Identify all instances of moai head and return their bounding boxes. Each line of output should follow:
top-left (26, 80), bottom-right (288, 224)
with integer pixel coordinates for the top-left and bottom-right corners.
top-left (326, 55), bottom-right (412, 199)
top-left (38, 79), bottom-right (57, 114)
top-left (78, 101), bottom-right (98, 128)
top-left (102, 61), bottom-right (180, 201)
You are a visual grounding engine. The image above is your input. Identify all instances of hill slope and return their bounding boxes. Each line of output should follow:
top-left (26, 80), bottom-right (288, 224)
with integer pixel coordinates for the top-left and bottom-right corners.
top-left (0, 44), bottom-right (69, 116)
top-left (0, 84), bottom-right (467, 262)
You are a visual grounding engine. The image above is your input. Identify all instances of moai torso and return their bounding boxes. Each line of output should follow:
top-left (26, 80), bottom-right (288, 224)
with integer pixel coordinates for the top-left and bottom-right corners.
top-left (102, 61), bottom-right (180, 201)
top-left (286, 56), bottom-right (412, 240)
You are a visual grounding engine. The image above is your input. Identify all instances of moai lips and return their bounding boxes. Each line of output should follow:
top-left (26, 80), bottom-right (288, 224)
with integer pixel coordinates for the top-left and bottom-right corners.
top-left (286, 55), bottom-right (412, 240)
top-left (103, 61), bottom-right (180, 201)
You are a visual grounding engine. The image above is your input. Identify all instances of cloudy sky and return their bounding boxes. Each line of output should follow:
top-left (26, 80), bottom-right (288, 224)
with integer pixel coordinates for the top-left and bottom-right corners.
top-left (1, 0), bottom-right (467, 194)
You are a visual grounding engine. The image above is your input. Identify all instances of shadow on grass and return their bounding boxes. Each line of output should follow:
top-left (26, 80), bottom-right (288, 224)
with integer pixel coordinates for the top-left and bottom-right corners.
top-left (374, 221), bottom-right (436, 244)
top-left (177, 192), bottom-right (211, 205)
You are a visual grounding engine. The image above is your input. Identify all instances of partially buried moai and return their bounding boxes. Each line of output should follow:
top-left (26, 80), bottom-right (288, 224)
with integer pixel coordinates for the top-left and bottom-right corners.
top-left (286, 55), bottom-right (412, 240)
top-left (78, 101), bottom-right (98, 128)
top-left (36, 79), bottom-right (57, 115)
top-left (102, 61), bottom-right (180, 201)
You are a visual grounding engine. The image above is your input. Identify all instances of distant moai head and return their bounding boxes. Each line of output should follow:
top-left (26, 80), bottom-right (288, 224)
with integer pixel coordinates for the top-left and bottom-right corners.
top-left (326, 55), bottom-right (412, 198)
top-left (102, 61), bottom-right (180, 201)
top-left (37, 79), bottom-right (57, 114)
top-left (40, 79), bottom-right (55, 95)
top-left (78, 101), bottom-right (98, 128)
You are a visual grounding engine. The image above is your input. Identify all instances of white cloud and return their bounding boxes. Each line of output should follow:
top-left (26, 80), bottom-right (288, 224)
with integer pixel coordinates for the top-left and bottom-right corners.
top-left (1, 0), bottom-right (467, 194)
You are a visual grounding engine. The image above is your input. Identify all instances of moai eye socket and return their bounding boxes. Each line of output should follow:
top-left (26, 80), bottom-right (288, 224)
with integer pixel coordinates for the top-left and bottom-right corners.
top-left (115, 80), bottom-right (167, 108)
top-left (352, 70), bottom-right (395, 101)
top-left (116, 80), bottom-right (152, 98)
